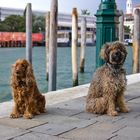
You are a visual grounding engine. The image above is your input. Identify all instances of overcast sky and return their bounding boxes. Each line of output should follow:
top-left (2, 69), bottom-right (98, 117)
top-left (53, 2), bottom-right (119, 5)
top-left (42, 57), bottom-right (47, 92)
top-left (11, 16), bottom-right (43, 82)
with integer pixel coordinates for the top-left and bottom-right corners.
top-left (0, 0), bottom-right (140, 15)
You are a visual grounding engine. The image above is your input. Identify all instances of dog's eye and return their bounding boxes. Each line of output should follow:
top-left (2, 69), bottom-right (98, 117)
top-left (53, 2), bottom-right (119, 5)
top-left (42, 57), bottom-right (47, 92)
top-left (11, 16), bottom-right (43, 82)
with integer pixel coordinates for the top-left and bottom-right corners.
top-left (21, 64), bottom-right (26, 68)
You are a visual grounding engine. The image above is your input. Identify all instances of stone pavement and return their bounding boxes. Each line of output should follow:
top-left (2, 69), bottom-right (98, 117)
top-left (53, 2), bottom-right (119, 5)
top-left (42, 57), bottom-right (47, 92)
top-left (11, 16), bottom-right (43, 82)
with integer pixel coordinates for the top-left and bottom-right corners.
top-left (0, 82), bottom-right (140, 140)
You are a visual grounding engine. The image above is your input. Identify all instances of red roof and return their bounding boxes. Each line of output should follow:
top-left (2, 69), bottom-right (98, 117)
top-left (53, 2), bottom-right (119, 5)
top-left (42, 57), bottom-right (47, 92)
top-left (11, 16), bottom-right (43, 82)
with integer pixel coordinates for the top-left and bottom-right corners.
top-left (0, 32), bottom-right (43, 42)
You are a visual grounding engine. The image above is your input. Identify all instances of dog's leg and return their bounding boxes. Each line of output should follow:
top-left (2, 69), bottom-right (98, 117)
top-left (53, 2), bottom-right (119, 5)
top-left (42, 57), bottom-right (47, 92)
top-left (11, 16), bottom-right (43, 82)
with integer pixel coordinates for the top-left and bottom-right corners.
top-left (117, 93), bottom-right (129, 113)
top-left (107, 96), bottom-right (118, 116)
top-left (10, 104), bottom-right (20, 118)
top-left (23, 100), bottom-right (33, 119)
top-left (86, 97), bottom-right (106, 114)
top-left (23, 106), bottom-right (33, 119)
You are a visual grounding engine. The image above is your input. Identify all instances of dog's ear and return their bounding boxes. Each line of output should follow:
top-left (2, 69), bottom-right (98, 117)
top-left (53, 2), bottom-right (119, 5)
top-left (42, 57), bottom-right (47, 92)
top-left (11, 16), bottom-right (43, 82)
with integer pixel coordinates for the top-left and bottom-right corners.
top-left (12, 64), bottom-right (15, 68)
top-left (11, 64), bottom-right (16, 71)
top-left (26, 62), bottom-right (35, 87)
top-left (10, 64), bottom-right (16, 87)
top-left (100, 43), bottom-right (110, 62)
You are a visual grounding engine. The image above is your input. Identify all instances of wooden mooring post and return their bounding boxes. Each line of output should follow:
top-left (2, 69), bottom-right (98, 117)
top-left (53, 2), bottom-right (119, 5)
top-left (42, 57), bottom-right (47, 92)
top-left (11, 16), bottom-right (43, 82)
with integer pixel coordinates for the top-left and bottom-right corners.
top-left (48, 0), bottom-right (58, 91)
top-left (45, 12), bottom-right (50, 81)
top-left (133, 9), bottom-right (140, 73)
top-left (26, 3), bottom-right (32, 64)
top-left (80, 17), bottom-right (87, 73)
top-left (119, 10), bottom-right (124, 42)
top-left (72, 8), bottom-right (78, 86)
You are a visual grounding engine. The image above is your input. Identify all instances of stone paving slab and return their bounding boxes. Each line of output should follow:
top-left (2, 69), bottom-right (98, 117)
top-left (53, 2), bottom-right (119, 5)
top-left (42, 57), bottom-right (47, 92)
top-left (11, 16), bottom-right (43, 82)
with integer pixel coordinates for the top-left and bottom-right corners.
top-left (13, 132), bottom-right (68, 140)
top-left (30, 123), bottom-right (76, 136)
top-left (0, 117), bottom-right (47, 129)
top-left (60, 122), bottom-right (123, 140)
top-left (114, 126), bottom-right (140, 138)
top-left (113, 117), bottom-right (140, 128)
top-left (33, 114), bottom-right (78, 123)
top-left (71, 112), bottom-right (98, 120)
top-left (0, 124), bottom-right (29, 140)
top-left (128, 97), bottom-right (140, 104)
top-left (52, 97), bottom-right (86, 110)
top-left (47, 106), bottom-right (83, 117)
top-left (111, 135), bottom-right (140, 140)
top-left (33, 114), bottom-right (97, 129)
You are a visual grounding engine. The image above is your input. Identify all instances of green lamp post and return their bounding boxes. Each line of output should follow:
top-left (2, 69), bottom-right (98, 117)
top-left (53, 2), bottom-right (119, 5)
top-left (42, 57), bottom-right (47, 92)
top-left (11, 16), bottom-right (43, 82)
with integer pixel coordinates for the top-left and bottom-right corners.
top-left (95, 0), bottom-right (120, 68)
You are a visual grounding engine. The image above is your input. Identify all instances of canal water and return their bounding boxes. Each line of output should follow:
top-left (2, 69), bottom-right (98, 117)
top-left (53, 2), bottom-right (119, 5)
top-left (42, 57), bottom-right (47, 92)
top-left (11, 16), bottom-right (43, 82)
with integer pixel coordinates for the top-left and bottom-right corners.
top-left (0, 46), bottom-right (132, 103)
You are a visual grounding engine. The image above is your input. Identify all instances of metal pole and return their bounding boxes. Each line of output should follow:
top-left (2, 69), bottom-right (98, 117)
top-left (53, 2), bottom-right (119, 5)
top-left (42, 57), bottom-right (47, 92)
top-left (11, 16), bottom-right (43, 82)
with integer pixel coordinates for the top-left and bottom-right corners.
top-left (45, 12), bottom-right (50, 81)
top-left (26, 3), bottom-right (32, 63)
top-left (48, 0), bottom-right (58, 91)
top-left (133, 9), bottom-right (140, 73)
top-left (72, 8), bottom-right (78, 86)
top-left (80, 17), bottom-right (87, 73)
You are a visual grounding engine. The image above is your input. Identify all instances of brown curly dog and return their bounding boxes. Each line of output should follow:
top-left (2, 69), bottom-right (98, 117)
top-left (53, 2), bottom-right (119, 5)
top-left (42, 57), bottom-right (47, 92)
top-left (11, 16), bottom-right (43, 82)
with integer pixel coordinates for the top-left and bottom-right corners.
top-left (10, 59), bottom-right (46, 119)
top-left (86, 41), bottom-right (129, 116)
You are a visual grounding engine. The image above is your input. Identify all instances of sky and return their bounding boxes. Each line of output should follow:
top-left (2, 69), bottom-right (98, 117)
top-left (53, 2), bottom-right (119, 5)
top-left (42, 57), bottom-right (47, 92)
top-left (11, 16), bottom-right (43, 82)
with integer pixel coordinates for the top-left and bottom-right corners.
top-left (0, 0), bottom-right (140, 15)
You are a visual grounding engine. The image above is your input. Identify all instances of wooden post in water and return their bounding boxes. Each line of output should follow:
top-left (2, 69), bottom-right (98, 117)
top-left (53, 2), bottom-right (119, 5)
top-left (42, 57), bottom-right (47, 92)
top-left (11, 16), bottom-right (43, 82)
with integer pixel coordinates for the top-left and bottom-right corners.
top-left (48, 0), bottom-right (58, 91)
top-left (71, 8), bottom-right (78, 86)
top-left (133, 9), bottom-right (140, 73)
top-left (26, 3), bottom-right (32, 64)
top-left (119, 10), bottom-right (124, 42)
top-left (80, 17), bottom-right (86, 73)
top-left (45, 12), bottom-right (50, 81)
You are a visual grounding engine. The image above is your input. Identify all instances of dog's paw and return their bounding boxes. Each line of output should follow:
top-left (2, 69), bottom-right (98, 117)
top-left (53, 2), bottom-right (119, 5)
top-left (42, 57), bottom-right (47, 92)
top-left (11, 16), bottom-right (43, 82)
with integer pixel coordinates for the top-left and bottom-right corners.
top-left (23, 113), bottom-right (33, 119)
top-left (120, 107), bottom-right (130, 113)
top-left (108, 111), bottom-right (118, 116)
top-left (35, 111), bottom-right (41, 115)
top-left (10, 113), bottom-right (20, 119)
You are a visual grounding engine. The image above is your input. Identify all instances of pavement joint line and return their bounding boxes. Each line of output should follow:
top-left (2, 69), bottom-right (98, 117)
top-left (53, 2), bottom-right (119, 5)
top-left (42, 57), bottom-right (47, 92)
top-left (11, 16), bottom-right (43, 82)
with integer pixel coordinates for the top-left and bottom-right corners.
top-left (107, 134), bottom-right (118, 140)
top-left (78, 120), bottom-right (98, 128)
top-left (134, 114), bottom-right (140, 118)
top-left (8, 131), bottom-right (32, 140)
top-left (112, 125), bottom-right (127, 134)
top-left (55, 127), bottom-right (77, 136)
top-left (26, 122), bottom-right (48, 130)
top-left (112, 116), bottom-right (126, 123)
top-left (69, 111), bottom-right (84, 117)
top-left (57, 121), bottom-right (99, 136)
top-left (126, 96), bottom-right (140, 102)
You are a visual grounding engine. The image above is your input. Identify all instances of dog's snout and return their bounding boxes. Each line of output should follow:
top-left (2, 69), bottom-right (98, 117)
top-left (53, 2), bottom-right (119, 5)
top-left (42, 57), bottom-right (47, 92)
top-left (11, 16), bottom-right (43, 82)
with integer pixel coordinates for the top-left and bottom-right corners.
top-left (16, 70), bottom-right (20, 74)
top-left (15, 67), bottom-right (21, 74)
top-left (112, 51), bottom-right (121, 59)
top-left (114, 51), bottom-right (121, 57)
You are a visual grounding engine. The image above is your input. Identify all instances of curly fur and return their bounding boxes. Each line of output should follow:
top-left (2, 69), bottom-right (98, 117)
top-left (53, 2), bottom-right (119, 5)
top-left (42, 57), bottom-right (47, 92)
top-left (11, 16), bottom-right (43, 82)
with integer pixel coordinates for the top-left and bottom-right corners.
top-left (10, 59), bottom-right (46, 119)
top-left (86, 41), bottom-right (129, 116)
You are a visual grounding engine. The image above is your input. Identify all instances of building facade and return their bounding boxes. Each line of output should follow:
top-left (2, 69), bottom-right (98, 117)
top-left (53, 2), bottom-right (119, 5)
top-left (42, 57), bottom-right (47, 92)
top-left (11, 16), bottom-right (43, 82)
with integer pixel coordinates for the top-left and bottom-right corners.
top-left (124, 0), bottom-right (140, 40)
top-left (0, 7), bottom-right (96, 47)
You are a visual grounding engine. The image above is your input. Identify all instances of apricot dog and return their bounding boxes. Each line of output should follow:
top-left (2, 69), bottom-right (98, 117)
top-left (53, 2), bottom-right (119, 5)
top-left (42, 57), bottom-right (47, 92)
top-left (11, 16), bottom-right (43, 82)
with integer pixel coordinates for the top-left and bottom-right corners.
top-left (10, 59), bottom-right (46, 119)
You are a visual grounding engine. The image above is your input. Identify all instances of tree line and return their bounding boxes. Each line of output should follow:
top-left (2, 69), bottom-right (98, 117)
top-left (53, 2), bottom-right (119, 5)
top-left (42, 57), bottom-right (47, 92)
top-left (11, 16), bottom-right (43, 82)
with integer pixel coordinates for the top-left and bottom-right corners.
top-left (0, 9), bottom-right (131, 34)
top-left (0, 14), bottom-right (45, 33)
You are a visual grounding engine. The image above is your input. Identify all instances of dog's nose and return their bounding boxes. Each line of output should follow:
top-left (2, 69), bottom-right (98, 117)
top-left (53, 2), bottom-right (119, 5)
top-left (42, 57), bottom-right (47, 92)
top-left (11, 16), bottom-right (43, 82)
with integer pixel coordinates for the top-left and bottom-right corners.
top-left (15, 68), bottom-right (20, 74)
top-left (115, 51), bottom-right (121, 57)
top-left (112, 51), bottom-right (121, 58)
top-left (16, 71), bottom-right (20, 74)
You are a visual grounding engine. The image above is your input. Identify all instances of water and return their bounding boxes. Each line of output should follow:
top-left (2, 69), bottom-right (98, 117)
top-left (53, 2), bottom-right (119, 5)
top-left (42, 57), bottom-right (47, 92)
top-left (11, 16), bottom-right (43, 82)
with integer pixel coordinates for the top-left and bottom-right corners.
top-left (0, 46), bottom-right (132, 103)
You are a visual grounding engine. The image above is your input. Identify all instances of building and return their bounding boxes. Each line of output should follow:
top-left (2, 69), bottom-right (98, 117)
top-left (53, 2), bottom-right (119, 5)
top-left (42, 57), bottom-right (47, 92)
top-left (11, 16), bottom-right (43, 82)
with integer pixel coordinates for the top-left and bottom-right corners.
top-left (0, 7), bottom-right (45, 21)
top-left (124, 0), bottom-right (140, 39)
top-left (126, 0), bottom-right (133, 14)
top-left (0, 7), bottom-right (96, 47)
